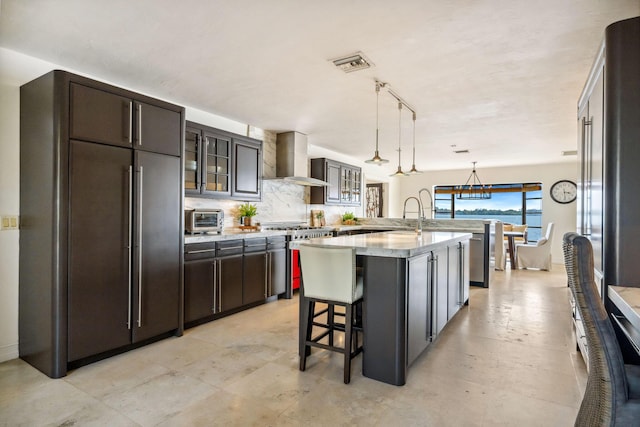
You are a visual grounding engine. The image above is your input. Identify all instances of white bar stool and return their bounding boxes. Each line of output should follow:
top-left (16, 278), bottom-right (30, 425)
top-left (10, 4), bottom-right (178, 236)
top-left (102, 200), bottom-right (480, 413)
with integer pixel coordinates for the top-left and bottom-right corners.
top-left (298, 244), bottom-right (364, 384)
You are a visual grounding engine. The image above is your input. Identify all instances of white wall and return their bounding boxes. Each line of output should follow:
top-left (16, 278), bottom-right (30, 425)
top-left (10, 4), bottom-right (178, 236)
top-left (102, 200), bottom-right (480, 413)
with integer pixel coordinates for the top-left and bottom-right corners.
top-left (394, 162), bottom-right (579, 264)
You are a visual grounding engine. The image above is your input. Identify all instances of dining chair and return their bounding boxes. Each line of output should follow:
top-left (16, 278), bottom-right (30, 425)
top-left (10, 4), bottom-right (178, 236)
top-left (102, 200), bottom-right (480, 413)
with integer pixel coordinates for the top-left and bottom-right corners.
top-left (516, 222), bottom-right (554, 270)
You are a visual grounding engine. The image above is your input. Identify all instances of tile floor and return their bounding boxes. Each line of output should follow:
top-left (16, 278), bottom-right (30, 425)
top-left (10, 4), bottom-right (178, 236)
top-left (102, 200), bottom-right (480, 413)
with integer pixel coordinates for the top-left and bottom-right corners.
top-left (1, 265), bottom-right (587, 426)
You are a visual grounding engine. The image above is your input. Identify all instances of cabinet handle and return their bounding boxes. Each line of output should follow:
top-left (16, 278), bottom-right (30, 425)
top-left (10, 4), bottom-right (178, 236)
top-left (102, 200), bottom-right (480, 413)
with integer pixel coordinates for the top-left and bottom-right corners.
top-left (127, 166), bottom-right (133, 329)
top-left (137, 104), bottom-right (143, 146)
top-left (429, 256), bottom-right (436, 340)
top-left (264, 253), bottom-right (269, 298)
top-left (212, 259), bottom-right (217, 313)
top-left (128, 101), bottom-right (133, 144)
top-left (202, 137), bottom-right (209, 192)
top-left (218, 260), bottom-right (223, 312)
top-left (186, 248), bottom-right (217, 255)
top-left (459, 244), bottom-right (464, 306)
top-left (195, 134), bottom-right (201, 190)
top-left (137, 166), bottom-right (143, 327)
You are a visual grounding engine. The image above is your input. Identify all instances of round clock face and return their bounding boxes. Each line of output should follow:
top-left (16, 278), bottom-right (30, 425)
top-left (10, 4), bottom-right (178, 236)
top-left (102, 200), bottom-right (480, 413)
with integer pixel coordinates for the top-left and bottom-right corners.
top-left (550, 180), bottom-right (577, 204)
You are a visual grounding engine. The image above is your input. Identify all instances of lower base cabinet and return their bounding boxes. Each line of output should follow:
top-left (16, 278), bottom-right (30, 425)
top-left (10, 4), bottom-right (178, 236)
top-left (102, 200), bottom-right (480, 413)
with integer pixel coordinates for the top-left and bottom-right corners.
top-left (184, 236), bottom-right (286, 326)
top-left (219, 254), bottom-right (244, 312)
top-left (184, 259), bottom-right (216, 323)
top-left (407, 241), bottom-right (470, 367)
top-left (407, 253), bottom-right (431, 366)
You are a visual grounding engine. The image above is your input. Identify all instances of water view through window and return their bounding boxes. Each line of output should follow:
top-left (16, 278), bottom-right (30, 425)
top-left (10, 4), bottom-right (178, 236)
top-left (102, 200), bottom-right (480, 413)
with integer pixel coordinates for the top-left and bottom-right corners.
top-left (434, 184), bottom-right (543, 241)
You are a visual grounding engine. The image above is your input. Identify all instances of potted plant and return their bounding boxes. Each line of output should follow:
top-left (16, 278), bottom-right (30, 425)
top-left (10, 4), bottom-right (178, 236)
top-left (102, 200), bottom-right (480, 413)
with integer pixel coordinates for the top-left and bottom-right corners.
top-left (342, 212), bottom-right (357, 225)
top-left (238, 202), bottom-right (257, 226)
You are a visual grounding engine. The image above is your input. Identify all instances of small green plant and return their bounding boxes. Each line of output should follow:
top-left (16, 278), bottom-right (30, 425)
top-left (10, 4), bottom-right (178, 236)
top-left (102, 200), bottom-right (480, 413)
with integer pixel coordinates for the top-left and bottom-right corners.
top-left (342, 212), bottom-right (357, 223)
top-left (238, 202), bottom-right (257, 218)
top-left (315, 211), bottom-right (324, 219)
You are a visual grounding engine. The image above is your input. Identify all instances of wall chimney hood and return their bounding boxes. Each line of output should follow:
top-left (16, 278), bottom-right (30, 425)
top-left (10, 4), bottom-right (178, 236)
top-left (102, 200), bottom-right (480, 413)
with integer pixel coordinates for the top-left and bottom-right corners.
top-left (274, 131), bottom-right (329, 186)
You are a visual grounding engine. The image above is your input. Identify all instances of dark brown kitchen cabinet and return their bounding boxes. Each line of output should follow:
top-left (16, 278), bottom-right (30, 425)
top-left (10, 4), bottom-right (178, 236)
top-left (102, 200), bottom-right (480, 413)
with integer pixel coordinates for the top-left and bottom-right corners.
top-left (185, 123), bottom-right (231, 198)
top-left (70, 83), bottom-right (181, 156)
top-left (19, 70), bottom-right (184, 378)
top-left (232, 137), bottom-right (262, 201)
top-left (184, 258), bottom-right (216, 323)
top-left (68, 141), bottom-right (132, 360)
top-left (243, 238), bottom-right (267, 305)
top-left (217, 240), bottom-right (244, 312)
top-left (218, 255), bottom-right (244, 312)
top-left (310, 158), bottom-right (361, 206)
top-left (184, 122), bottom-right (260, 200)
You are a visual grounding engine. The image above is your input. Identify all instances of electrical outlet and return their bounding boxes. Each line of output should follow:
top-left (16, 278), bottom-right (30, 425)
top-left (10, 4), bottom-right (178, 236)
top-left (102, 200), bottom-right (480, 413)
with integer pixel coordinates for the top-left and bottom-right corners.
top-left (1, 215), bottom-right (19, 231)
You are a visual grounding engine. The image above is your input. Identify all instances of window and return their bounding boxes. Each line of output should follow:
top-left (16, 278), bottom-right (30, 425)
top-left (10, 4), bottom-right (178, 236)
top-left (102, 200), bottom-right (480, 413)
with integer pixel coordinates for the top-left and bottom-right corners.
top-left (434, 183), bottom-right (543, 241)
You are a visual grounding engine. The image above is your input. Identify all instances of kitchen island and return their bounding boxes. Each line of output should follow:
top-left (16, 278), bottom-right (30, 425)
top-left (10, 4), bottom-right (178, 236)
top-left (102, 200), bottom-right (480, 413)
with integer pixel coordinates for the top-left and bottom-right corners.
top-left (291, 230), bottom-right (472, 385)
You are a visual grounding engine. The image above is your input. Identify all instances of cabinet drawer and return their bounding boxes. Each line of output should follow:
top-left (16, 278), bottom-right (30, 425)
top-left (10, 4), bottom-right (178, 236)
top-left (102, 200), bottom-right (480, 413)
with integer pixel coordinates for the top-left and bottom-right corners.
top-left (244, 238), bottom-right (267, 253)
top-left (267, 235), bottom-right (287, 250)
top-left (184, 242), bottom-right (217, 261)
top-left (216, 239), bottom-right (244, 256)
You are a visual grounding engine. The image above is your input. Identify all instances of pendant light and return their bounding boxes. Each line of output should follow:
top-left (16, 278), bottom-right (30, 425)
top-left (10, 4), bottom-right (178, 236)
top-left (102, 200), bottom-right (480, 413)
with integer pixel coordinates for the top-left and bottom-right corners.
top-left (390, 101), bottom-right (408, 177)
top-left (408, 111), bottom-right (423, 174)
top-left (365, 81), bottom-right (389, 165)
top-left (456, 161), bottom-right (491, 199)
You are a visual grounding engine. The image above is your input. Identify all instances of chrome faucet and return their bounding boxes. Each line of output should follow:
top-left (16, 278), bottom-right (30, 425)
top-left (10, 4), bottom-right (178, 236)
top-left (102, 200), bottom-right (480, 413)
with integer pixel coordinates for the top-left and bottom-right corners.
top-left (418, 188), bottom-right (434, 220)
top-left (402, 196), bottom-right (423, 235)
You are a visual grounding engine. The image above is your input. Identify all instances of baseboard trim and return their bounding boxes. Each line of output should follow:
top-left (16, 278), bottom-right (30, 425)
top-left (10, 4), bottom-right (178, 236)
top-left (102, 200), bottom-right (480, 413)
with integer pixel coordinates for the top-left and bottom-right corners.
top-left (0, 342), bottom-right (19, 363)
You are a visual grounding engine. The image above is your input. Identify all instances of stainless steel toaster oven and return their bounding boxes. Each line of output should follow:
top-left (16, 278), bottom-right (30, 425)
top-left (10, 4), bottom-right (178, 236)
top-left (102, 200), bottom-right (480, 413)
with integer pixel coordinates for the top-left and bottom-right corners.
top-left (185, 209), bottom-right (224, 234)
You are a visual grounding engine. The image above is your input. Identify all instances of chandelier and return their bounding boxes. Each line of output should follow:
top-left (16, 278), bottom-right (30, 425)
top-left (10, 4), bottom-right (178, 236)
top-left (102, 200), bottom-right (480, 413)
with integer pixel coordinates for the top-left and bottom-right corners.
top-left (456, 162), bottom-right (491, 200)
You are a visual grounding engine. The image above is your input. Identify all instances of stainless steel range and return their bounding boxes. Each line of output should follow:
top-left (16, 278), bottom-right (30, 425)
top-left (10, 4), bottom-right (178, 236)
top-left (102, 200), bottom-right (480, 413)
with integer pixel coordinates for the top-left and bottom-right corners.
top-left (261, 222), bottom-right (334, 239)
top-left (261, 222), bottom-right (334, 297)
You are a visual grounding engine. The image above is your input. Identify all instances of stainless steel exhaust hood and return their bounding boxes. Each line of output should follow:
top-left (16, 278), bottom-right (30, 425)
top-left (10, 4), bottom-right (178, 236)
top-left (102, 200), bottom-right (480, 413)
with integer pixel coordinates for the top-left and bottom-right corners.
top-left (273, 132), bottom-right (329, 186)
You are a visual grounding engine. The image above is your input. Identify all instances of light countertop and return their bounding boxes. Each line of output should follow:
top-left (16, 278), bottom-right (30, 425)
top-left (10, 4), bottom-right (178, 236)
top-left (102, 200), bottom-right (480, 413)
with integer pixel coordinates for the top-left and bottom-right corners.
top-left (185, 229), bottom-right (288, 244)
top-left (609, 285), bottom-right (640, 332)
top-left (288, 230), bottom-right (472, 258)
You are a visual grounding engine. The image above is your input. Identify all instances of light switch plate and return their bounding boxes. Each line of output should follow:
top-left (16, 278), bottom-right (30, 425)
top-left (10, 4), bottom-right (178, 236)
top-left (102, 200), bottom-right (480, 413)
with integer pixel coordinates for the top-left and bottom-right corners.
top-left (0, 215), bottom-right (19, 230)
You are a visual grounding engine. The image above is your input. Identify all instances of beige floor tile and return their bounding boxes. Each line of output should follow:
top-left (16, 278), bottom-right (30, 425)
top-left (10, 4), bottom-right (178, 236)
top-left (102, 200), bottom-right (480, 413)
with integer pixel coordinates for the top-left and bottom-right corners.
top-left (101, 371), bottom-right (217, 426)
top-left (0, 262), bottom-right (586, 426)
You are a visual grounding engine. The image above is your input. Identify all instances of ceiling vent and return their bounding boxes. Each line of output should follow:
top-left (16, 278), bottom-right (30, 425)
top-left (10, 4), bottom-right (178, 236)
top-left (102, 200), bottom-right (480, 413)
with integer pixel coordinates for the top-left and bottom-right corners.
top-left (454, 149), bottom-right (470, 154)
top-left (331, 52), bottom-right (373, 73)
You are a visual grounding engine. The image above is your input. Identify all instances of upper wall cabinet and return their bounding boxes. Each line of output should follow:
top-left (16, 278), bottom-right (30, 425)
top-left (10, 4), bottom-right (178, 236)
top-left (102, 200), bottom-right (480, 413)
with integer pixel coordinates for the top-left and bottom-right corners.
top-left (310, 158), bottom-right (362, 206)
top-left (185, 121), bottom-right (262, 201)
top-left (70, 83), bottom-right (181, 156)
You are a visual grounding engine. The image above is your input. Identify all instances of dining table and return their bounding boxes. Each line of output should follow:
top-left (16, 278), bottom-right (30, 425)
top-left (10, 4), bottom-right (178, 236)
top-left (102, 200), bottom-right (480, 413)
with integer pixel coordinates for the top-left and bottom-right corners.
top-left (504, 231), bottom-right (525, 269)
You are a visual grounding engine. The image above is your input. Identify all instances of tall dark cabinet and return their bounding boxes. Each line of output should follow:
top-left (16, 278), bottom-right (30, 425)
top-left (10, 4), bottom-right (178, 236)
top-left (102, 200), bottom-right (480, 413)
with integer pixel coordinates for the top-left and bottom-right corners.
top-left (577, 17), bottom-right (640, 295)
top-left (20, 70), bottom-right (185, 378)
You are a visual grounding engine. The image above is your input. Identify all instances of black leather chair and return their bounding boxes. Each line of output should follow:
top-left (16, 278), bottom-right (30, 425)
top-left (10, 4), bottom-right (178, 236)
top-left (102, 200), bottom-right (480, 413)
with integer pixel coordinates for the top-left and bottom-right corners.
top-left (562, 232), bottom-right (640, 425)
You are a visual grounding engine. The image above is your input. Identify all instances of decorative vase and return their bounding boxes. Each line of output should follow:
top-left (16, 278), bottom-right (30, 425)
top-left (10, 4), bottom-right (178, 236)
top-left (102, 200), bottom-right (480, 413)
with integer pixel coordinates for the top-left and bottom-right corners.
top-left (243, 217), bottom-right (252, 227)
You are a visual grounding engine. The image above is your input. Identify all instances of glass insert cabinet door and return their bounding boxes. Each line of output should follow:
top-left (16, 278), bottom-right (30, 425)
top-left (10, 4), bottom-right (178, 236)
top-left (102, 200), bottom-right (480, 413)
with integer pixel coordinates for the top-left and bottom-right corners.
top-left (184, 128), bottom-right (200, 191)
top-left (203, 131), bottom-right (230, 194)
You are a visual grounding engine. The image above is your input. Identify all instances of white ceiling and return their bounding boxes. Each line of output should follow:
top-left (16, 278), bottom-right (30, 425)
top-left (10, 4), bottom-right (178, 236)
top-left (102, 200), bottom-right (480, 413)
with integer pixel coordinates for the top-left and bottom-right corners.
top-left (1, 0), bottom-right (638, 172)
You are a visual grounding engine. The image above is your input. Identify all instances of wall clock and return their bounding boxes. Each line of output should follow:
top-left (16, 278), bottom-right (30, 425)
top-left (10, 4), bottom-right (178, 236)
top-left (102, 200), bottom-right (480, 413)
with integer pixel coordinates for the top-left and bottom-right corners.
top-left (550, 180), bottom-right (577, 204)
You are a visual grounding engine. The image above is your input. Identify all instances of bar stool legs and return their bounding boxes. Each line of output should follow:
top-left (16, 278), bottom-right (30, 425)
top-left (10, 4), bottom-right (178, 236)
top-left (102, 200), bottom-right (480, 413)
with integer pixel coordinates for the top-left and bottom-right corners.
top-left (299, 297), bottom-right (363, 384)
